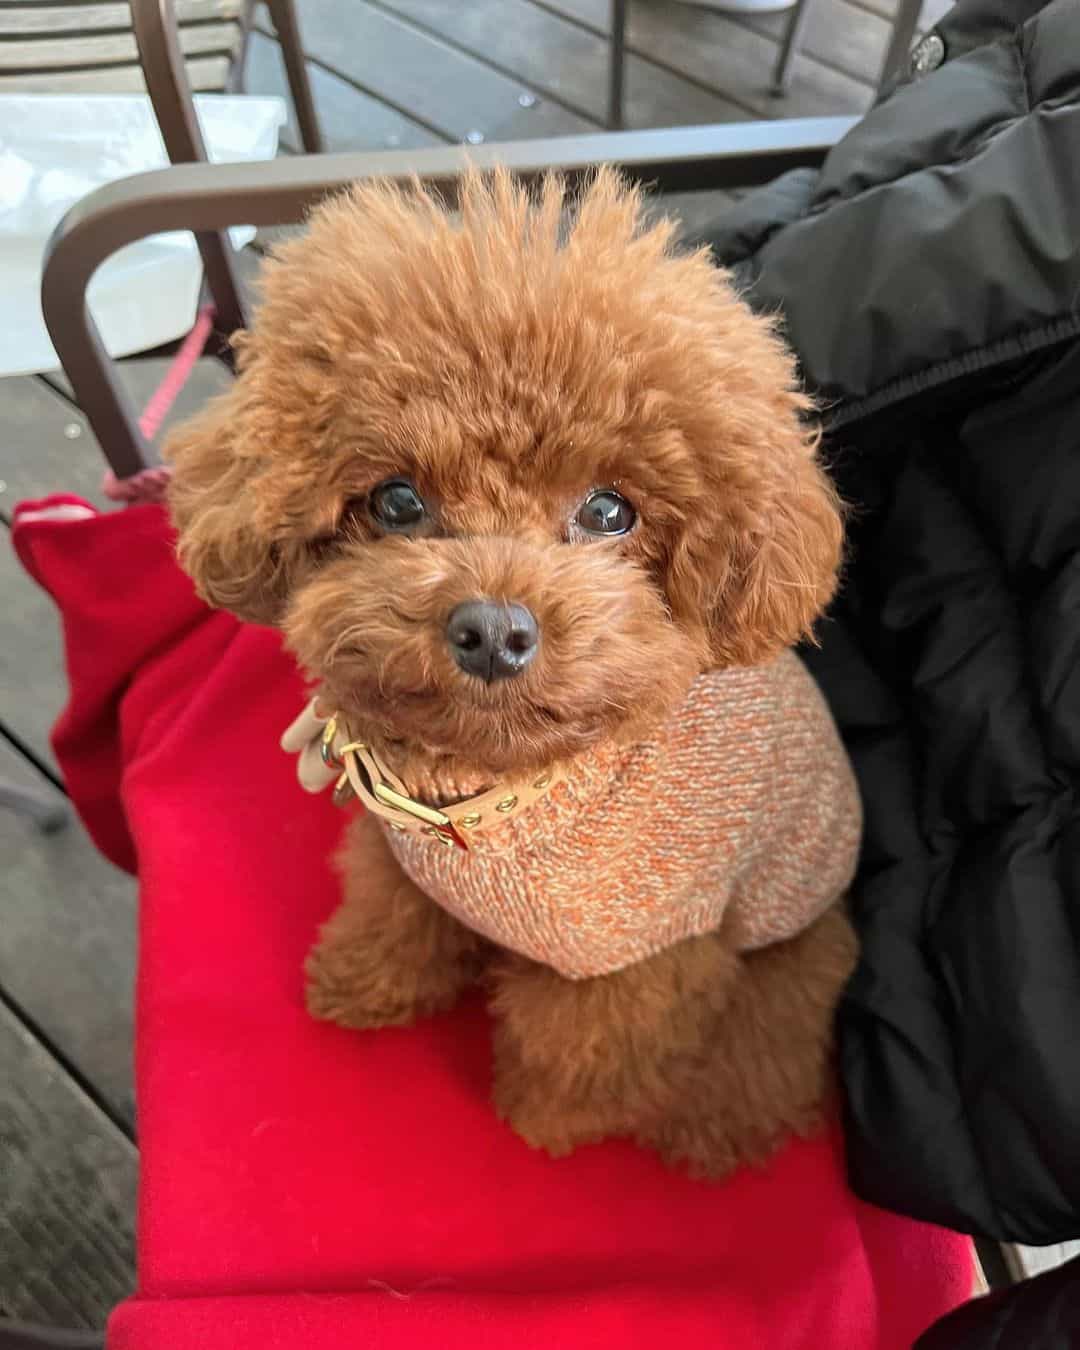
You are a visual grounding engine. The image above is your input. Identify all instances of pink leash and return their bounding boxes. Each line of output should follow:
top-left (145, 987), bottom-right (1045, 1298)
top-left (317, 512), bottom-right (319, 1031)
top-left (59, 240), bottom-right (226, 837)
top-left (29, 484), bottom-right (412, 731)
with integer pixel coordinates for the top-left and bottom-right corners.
top-left (102, 305), bottom-right (216, 506)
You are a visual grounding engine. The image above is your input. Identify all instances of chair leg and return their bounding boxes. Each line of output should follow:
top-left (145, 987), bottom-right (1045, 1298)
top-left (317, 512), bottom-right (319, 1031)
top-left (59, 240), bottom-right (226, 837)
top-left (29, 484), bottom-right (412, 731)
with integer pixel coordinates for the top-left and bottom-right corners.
top-left (229, 0), bottom-right (258, 93)
top-left (609, 0), bottom-right (627, 130)
top-left (879, 0), bottom-right (924, 88)
top-left (129, 0), bottom-right (248, 335)
top-left (265, 0), bottom-right (324, 153)
top-left (772, 0), bottom-right (815, 97)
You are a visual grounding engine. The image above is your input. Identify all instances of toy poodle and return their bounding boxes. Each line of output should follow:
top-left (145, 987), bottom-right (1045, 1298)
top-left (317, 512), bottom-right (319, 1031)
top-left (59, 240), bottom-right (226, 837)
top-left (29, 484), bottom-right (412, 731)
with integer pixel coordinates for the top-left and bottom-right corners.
top-left (167, 168), bottom-right (861, 1178)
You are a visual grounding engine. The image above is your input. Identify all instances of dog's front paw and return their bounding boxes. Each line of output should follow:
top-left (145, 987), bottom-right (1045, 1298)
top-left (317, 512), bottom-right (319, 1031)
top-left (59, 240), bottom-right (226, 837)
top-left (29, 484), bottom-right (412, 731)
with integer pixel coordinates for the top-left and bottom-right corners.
top-left (304, 919), bottom-right (479, 1031)
top-left (304, 939), bottom-right (424, 1030)
top-left (650, 1115), bottom-right (750, 1182)
top-left (651, 1094), bottom-right (826, 1181)
top-left (492, 1059), bottom-right (613, 1159)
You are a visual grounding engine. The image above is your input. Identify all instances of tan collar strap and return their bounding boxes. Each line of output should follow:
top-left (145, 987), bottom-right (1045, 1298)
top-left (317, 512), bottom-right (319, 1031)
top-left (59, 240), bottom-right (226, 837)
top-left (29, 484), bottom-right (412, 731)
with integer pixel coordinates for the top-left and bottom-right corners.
top-left (280, 700), bottom-right (562, 851)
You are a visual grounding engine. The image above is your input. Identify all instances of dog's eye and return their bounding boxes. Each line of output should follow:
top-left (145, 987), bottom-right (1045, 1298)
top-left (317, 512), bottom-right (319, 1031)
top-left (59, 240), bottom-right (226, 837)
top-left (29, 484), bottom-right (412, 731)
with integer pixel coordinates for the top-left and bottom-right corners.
top-left (576, 489), bottom-right (636, 537)
top-left (370, 478), bottom-right (427, 531)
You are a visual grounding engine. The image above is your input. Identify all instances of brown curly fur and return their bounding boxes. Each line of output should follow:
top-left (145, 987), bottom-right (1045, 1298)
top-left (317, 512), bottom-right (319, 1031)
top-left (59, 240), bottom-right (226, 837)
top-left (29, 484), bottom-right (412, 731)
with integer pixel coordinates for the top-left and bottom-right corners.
top-left (167, 168), bottom-right (856, 1177)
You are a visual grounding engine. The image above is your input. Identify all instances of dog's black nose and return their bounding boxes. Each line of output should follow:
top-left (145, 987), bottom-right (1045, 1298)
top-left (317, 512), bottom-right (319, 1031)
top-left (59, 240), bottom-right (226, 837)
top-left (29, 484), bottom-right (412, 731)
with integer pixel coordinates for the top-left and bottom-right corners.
top-left (446, 600), bottom-right (539, 682)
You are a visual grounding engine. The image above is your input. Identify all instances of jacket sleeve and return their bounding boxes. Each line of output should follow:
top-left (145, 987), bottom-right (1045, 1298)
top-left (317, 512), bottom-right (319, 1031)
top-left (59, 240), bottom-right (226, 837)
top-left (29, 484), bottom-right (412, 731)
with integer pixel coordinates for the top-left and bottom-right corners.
top-left (915, 1255), bottom-right (1080, 1349)
top-left (698, 0), bottom-right (1080, 1341)
top-left (702, 0), bottom-right (1080, 422)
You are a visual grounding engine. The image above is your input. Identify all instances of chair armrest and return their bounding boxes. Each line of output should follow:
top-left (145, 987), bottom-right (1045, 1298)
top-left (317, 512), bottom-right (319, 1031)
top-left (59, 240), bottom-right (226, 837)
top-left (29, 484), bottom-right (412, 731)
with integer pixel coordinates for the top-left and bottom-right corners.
top-left (42, 118), bottom-right (854, 478)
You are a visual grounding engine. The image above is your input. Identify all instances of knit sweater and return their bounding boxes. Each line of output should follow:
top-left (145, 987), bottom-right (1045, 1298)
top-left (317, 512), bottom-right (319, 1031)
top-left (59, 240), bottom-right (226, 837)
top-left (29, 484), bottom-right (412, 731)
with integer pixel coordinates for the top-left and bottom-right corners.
top-left (383, 651), bottom-right (863, 979)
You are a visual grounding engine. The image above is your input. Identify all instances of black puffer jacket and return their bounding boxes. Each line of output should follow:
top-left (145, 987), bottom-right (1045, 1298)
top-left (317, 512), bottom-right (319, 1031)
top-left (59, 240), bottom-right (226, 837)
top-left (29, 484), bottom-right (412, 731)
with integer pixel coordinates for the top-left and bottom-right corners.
top-left (704, 0), bottom-right (1080, 1339)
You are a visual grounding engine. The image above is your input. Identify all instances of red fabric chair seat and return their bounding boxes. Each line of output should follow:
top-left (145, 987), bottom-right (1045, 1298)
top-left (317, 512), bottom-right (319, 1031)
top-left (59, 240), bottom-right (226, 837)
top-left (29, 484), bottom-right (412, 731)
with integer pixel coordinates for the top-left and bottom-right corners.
top-left (13, 498), bottom-right (972, 1350)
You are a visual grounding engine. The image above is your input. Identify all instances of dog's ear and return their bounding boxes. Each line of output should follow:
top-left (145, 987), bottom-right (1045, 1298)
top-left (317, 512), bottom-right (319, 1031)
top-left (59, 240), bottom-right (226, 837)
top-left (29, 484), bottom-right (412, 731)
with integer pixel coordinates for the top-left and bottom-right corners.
top-left (672, 416), bottom-right (843, 670)
top-left (715, 433), bottom-right (842, 667)
top-left (165, 376), bottom-right (293, 627)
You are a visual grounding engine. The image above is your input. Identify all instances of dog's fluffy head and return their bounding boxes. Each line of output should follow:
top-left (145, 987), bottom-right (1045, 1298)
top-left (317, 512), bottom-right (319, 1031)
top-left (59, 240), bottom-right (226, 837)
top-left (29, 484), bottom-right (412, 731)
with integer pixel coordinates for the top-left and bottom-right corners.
top-left (167, 169), bottom-right (841, 778)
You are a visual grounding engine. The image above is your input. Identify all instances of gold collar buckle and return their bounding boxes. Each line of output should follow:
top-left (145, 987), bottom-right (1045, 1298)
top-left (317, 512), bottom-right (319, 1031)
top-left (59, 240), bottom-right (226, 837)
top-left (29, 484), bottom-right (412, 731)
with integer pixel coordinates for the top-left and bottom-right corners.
top-left (330, 730), bottom-right (470, 851)
top-left (301, 704), bottom-right (559, 851)
top-left (370, 780), bottom-right (469, 851)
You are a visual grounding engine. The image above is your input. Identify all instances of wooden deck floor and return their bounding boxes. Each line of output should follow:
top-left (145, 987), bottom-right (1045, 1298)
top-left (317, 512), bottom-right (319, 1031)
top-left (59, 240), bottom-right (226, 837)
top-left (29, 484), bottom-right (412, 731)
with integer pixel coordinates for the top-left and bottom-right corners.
top-left (6, 0), bottom-right (1064, 1333)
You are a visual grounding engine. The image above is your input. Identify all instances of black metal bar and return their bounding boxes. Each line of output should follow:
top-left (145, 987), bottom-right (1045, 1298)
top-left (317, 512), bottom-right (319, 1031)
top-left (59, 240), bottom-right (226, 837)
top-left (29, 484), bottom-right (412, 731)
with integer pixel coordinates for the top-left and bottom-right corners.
top-left (880, 0), bottom-right (923, 87)
top-left (265, 0), bottom-right (325, 153)
top-left (609, 0), bottom-right (627, 130)
top-left (42, 118), bottom-right (854, 477)
top-left (129, 0), bottom-right (247, 333)
top-left (772, 0), bottom-right (817, 97)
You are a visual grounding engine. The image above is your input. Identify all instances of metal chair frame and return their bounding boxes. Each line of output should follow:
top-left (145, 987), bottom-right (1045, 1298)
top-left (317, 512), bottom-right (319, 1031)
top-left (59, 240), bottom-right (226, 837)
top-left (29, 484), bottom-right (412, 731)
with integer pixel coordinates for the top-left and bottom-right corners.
top-left (605, 0), bottom-right (926, 124)
top-left (41, 116), bottom-right (857, 479)
top-left (128, 0), bottom-right (323, 344)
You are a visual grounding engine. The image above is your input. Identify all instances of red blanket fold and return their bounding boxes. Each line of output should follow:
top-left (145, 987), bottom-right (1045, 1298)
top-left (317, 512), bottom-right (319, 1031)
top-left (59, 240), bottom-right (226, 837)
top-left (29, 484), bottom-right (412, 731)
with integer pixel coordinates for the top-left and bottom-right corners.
top-left (13, 497), bottom-right (972, 1349)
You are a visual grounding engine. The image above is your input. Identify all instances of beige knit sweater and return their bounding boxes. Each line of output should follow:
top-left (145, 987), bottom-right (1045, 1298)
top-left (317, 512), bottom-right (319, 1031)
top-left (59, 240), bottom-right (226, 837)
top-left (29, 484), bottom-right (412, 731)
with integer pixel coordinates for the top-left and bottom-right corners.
top-left (382, 651), bottom-right (862, 980)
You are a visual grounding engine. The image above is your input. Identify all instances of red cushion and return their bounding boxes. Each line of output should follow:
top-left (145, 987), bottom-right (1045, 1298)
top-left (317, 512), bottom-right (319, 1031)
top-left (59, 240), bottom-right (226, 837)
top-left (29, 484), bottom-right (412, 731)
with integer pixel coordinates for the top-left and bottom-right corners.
top-left (14, 498), bottom-right (972, 1350)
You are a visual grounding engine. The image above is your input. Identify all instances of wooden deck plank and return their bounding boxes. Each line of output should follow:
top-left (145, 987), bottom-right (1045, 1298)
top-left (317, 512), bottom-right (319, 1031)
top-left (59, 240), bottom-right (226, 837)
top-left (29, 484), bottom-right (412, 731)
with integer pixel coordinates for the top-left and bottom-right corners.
top-left (246, 30), bottom-right (446, 151)
top-left (0, 354), bottom-right (228, 770)
top-left (45, 354), bottom-right (232, 464)
top-left (745, 0), bottom-right (953, 82)
top-left (116, 354), bottom-right (232, 443)
top-left (0, 0), bottom-right (241, 34)
top-left (678, 0), bottom-right (949, 68)
top-left (0, 22), bottom-right (240, 71)
top-left (0, 53), bottom-right (231, 94)
top-left (0, 997), bottom-right (136, 1327)
top-left (0, 376), bottom-right (110, 516)
top-left (293, 0), bottom-right (600, 143)
top-left (0, 351), bottom-right (226, 517)
top-left (852, 0), bottom-right (950, 30)
top-left (0, 738), bottom-right (137, 1129)
top-left (736, 0), bottom-right (891, 89)
top-left (539, 0), bottom-right (873, 116)
top-left (0, 518), bottom-right (69, 774)
top-left (851, 0), bottom-right (897, 21)
top-left (374, 0), bottom-right (754, 126)
top-left (0, 357), bottom-right (229, 766)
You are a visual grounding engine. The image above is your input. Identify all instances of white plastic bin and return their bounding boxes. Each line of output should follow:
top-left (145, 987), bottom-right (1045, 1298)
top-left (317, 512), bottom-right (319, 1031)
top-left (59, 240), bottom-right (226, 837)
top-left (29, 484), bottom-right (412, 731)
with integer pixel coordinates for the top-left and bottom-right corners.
top-left (0, 93), bottom-right (286, 378)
